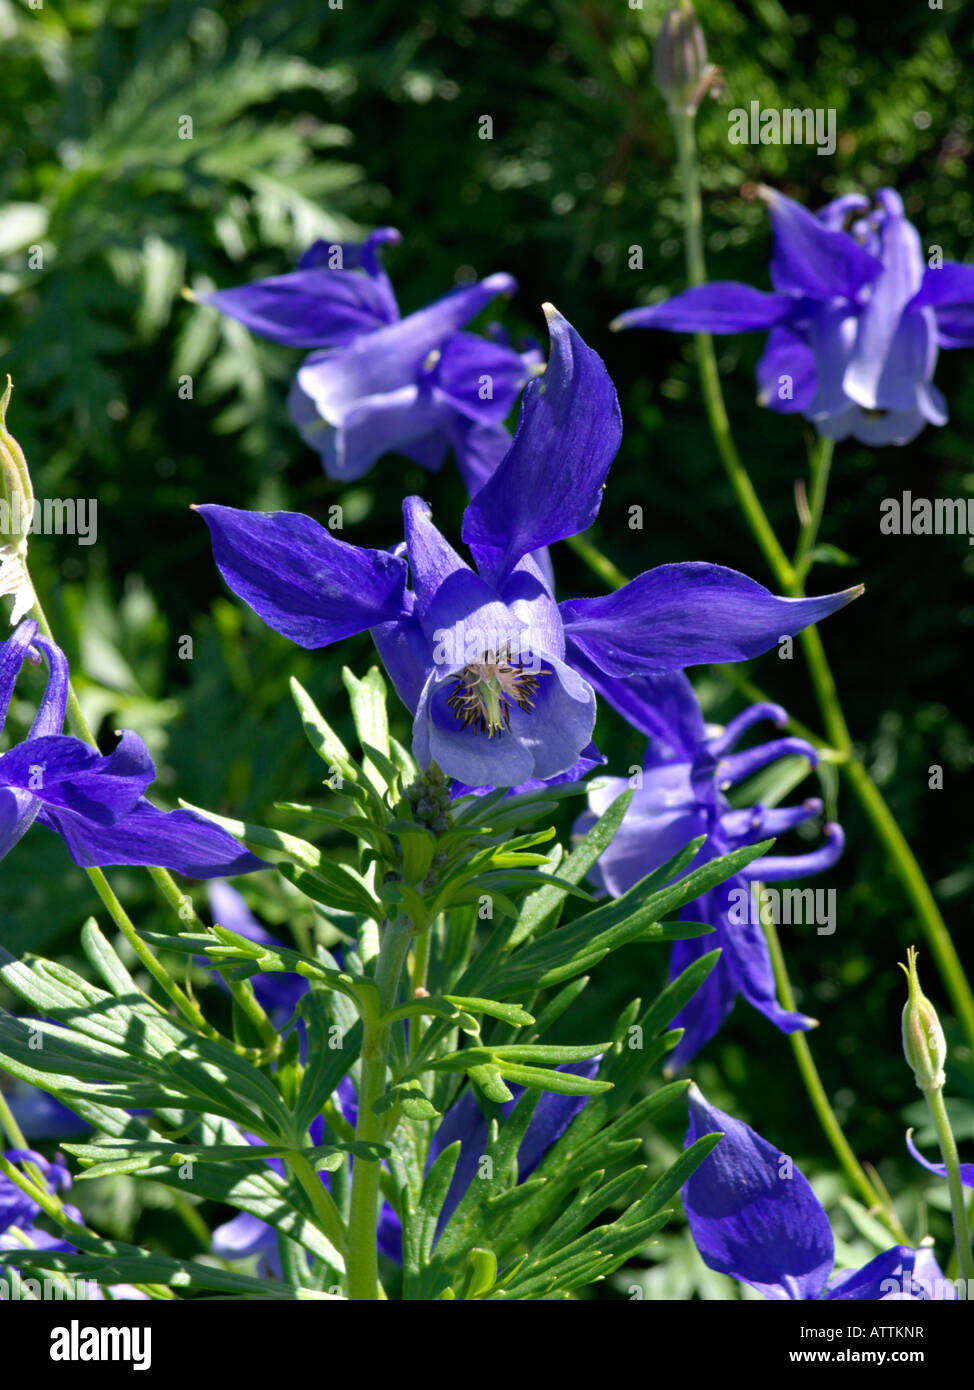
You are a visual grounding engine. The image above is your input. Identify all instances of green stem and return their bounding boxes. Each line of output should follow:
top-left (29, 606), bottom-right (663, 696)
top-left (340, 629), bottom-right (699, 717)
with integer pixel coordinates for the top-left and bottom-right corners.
top-left (761, 911), bottom-right (909, 1243)
top-left (345, 917), bottom-right (413, 1301)
top-left (288, 1153), bottom-right (348, 1261)
top-left (84, 864), bottom-right (219, 1038)
top-left (669, 110), bottom-right (795, 587)
top-left (924, 1087), bottom-right (974, 1283)
top-left (793, 436), bottom-right (834, 581)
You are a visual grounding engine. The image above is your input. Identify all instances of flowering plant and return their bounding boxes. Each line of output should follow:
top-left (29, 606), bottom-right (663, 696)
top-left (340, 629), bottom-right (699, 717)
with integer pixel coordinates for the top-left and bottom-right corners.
top-left (0, 0), bottom-right (971, 1325)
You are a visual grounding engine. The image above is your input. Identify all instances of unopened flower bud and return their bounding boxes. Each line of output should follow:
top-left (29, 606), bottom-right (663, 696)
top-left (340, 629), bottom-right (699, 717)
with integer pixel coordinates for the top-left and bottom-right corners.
top-left (0, 377), bottom-right (36, 625)
top-left (899, 947), bottom-right (947, 1093)
top-left (0, 376), bottom-right (33, 547)
top-left (654, 4), bottom-right (721, 114)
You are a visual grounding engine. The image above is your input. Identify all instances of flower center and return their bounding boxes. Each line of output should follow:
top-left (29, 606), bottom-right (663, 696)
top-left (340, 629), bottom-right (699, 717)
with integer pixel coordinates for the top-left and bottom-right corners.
top-left (445, 644), bottom-right (550, 738)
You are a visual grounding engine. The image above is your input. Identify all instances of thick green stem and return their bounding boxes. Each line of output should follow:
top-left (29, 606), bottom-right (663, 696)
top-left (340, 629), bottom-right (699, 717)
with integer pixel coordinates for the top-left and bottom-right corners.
top-left (345, 917), bottom-right (413, 1300)
top-left (924, 1087), bottom-right (974, 1283)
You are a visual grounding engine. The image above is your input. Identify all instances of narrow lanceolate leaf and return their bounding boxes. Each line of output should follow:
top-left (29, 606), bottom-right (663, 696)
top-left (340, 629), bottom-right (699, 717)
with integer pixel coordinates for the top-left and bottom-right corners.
top-left (508, 787), bottom-right (634, 947)
top-left (11, 1247), bottom-right (340, 1300)
top-left (290, 676), bottom-right (360, 781)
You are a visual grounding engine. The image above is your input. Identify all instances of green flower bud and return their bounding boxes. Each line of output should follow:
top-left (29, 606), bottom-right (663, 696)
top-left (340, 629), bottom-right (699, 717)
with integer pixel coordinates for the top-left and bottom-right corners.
top-left (0, 376), bottom-right (36, 625)
top-left (654, 3), bottom-right (721, 114)
top-left (899, 946), bottom-right (947, 1093)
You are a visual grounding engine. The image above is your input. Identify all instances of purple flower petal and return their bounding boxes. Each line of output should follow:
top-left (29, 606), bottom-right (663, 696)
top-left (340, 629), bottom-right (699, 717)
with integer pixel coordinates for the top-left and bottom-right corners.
top-left (614, 284), bottom-right (796, 334)
top-left (197, 505), bottom-right (409, 648)
top-left (462, 308), bottom-right (622, 586)
top-left (682, 1084), bottom-right (834, 1300)
top-left (763, 186), bottom-right (881, 301)
top-left (824, 1246), bottom-right (936, 1301)
top-left (202, 267), bottom-right (399, 349)
top-left (910, 259), bottom-right (974, 311)
top-left (906, 1129), bottom-right (974, 1189)
top-left (37, 799), bottom-right (265, 878)
top-left (756, 324), bottom-right (818, 413)
top-left (666, 934), bottom-right (738, 1068)
top-left (746, 822), bottom-right (844, 881)
top-left (561, 564), bottom-right (862, 676)
top-left (0, 730), bottom-right (154, 825)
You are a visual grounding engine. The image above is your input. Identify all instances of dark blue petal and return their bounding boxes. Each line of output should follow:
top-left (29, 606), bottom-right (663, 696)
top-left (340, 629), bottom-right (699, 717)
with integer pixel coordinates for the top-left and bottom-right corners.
top-left (824, 1246), bottom-right (936, 1301)
top-left (709, 876), bottom-right (815, 1037)
top-left (288, 373), bottom-right (451, 482)
top-left (683, 1084), bottom-right (834, 1300)
top-left (197, 505), bottom-right (409, 648)
top-left (37, 799), bottom-right (265, 878)
top-left (844, 197), bottom-right (926, 413)
top-left (906, 1129), bottom-right (974, 1189)
top-left (26, 635), bottom-right (69, 738)
top-left (202, 267), bottom-right (398, 348)
top-left (756, 325), bottom-right (818, 413)
top-left (581, 766), bottom-right (707, 899)
top-left (293, 273), bottom-right (517, 458)
top-left (666, 933), bottom-right (738, 1069)
top-left (462, 308), bottom-right (622, 586)
top-left (403, 496), bottom-right (517, 654)
top-left (371, 602), bottom-right (434, 715)
top-left (614, 284), bottom-right (796, 334)
top-left (561, 564), bottom-right (862, 676)
top-left (747, 822), bottom-right (844, 881)
top-left (568, 659), bottom-right (707, 757)
top-left (0, 621), bottom-right (38, 731)
top-left (0, 730), bottom-right (154, 825)
top-left (763, 186), bottom-right (881, 301)
top-left (910, 259), bottom-right (974, 311)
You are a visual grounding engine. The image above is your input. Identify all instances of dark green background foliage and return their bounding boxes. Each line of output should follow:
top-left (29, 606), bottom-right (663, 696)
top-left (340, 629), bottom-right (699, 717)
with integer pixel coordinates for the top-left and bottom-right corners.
top-left (1, 0), bottom-right (972, 1295)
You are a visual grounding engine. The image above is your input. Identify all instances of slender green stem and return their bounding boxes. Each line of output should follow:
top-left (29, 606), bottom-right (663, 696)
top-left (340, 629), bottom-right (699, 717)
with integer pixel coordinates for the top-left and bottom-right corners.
top-left (84, 864), bottom-right (218, 1038)
top-left (565, 532), bottom-right (628, 592)
top-left (288, 1152), bottom-right (348, 1261)
top-left (669, 110), bottom-right (796, 587)
top-left (761, 909), bottom-right (910, 1243)
top-left (345, 916), bottom-right (413, 1300)
top-left (793, 436), bottom-right (834, 581)
top-left (923, 1088), bottom-right (974, 1283)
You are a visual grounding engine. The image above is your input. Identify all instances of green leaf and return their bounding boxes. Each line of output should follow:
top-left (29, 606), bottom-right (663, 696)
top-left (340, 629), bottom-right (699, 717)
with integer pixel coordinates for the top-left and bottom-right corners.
top-left (289, 676), bottom-right (359, 782)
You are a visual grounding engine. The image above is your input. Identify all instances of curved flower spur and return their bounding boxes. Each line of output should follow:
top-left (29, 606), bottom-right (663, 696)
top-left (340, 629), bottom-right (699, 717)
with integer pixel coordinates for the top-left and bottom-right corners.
top-left (614, 186), bottom-right (974, 447)
top-left (576, 670), bottom-right (843, 1066)
top-left (198, 307), bottom-right (863, 789)
top-left (0, 620), bottom-right (261, 876)
top-left (200, 226), bottom-right (538, 492)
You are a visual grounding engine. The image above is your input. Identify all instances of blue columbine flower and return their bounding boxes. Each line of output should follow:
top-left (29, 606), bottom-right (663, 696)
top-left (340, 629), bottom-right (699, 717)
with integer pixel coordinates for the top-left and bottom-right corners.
top-left (614, 187), bottom-right (974, 447)
top-left (684, 1086), bottom-right (949, 1300)
top-left (0, 620), bottom-right (262, 877)
top-left (575, 671), bottom-right (843, 1065)
top-left (198, 308), bottom-right (861, 789)
top-left (202, 227), bottom-right (538, 492)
